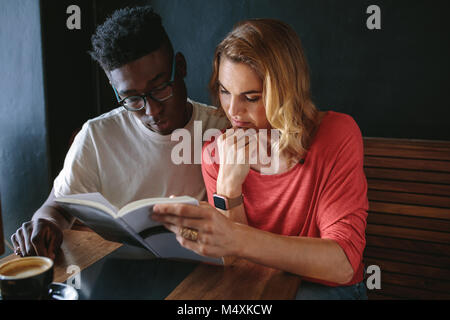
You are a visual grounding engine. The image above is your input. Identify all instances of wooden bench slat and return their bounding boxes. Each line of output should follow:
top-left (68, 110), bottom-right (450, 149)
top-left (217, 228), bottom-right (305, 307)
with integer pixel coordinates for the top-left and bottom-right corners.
top-left (363, 258), bottom-right (450, 281)
top-left (383, 283), bottom-right (450, 299)
top-left (363, 137), bottom-right (450, 299)
top-left (367, 190), bottom-right (450, 208)
top-left (368, 202), bottom-right (450, 220)
top-left (364, 147), bottom-right (450, 161)
top-left (364, 156), bottom-right (450, 173)
top-left (364, 138), bottom-right (450, 161)
top-left (366, 235), bottom-right (450, 257)
top-left (367, 291), bottom-right (400, 300)
top-left (368, 179), bottom-right (450, 197)
top-left (367, 212), bottom-right (450, 233)
top-left (366, 291), bottom-right (398, 300)
top-left (365, 281), bottom-right (450, 299)
top-left (364, 246), bottom-right (450, 269)
top-left (365, 167), bottom-right (450, 185)
top-left (365, 270), bottom-right (450, 294)
top-left (366, 224), bottom-right (450, 244)
top-left (363, 137), bottom-right (450, 151)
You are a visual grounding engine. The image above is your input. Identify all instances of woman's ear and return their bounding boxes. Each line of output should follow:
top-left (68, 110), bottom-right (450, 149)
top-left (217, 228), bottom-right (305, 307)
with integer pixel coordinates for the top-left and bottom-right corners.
top-left (175, 52), bottom-right (187, 78)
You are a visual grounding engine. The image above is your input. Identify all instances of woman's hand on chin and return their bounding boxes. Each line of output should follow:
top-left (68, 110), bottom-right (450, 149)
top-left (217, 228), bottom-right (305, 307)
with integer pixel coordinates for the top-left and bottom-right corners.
top-left (216, 128), bottom-right (257, 193)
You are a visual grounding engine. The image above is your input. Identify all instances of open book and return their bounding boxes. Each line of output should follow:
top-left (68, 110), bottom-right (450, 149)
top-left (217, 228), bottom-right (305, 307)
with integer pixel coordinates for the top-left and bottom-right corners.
top-left (55, 193), bottom-right (223, 265)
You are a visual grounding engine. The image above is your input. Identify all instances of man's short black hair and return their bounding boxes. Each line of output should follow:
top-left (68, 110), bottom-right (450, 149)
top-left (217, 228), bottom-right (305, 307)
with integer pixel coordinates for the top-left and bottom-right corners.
top-left (89, 6), bottom-right (173, 71)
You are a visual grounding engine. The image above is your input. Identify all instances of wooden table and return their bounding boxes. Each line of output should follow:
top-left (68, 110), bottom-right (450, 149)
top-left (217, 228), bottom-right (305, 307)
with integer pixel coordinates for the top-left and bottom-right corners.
top-left (0, 230), bottom-right (301, 299)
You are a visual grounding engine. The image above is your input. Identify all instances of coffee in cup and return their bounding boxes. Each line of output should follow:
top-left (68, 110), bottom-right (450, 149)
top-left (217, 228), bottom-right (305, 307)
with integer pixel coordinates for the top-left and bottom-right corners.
top-left (0, 256), bottom-right (54, 300)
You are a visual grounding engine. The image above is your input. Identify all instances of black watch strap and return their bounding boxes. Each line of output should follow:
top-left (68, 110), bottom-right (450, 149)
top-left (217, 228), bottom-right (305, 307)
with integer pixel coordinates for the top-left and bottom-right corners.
top-left (213, 194), bottom-right (243, 210)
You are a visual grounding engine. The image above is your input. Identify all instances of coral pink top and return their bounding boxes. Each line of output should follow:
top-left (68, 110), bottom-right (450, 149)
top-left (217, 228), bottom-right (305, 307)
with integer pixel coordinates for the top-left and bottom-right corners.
top-left (201, 111), bottom-right (368, 286)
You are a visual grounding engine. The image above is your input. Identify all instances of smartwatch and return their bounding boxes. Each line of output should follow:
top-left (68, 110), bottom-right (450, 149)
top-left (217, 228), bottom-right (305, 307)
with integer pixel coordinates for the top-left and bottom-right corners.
top-left (213, 193), bottom-right (243, 210)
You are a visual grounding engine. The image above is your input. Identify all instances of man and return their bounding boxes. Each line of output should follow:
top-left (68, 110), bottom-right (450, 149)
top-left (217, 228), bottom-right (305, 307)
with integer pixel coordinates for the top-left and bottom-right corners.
top-left (11, 6), bottom-right (228, 259)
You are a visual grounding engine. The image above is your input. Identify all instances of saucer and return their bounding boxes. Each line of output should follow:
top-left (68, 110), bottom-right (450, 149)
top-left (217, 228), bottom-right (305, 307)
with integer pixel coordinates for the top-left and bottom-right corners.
top-left (48, 282), bottom-right (79, 300)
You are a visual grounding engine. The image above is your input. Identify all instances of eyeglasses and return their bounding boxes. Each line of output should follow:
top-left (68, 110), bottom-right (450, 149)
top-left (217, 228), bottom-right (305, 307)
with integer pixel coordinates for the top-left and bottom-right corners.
top-left (112, 56), bottom-right (176, 112)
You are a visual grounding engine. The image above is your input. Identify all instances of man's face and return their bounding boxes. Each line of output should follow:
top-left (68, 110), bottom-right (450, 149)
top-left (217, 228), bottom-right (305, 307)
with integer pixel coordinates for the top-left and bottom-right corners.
top-left (109, 47), bottom-right (189, 135)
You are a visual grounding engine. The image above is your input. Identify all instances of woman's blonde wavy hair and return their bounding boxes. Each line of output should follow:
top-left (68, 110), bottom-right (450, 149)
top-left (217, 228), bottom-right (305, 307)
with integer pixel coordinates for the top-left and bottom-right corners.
top-left (209, 19), bottom-right (320, 160)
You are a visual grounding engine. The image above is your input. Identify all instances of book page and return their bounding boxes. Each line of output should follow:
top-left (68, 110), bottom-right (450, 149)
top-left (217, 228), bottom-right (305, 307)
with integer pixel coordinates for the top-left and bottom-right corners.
top-left (55, 193), bottom-right (118, 217)
top-left (118, 196), bottom-right (198, 233)
top-left (118, 196), bottom-right (198, 217)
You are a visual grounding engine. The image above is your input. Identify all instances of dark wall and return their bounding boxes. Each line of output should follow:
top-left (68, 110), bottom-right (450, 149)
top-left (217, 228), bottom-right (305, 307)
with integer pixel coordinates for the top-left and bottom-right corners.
top-left (0, 0), bottom-right (49, 258)
top-left (40, 0), bottom-right (100, 183)
top-left (152, 0), bottom-right (450, 140)
top-left (40, 0), bottom-right (147, 182)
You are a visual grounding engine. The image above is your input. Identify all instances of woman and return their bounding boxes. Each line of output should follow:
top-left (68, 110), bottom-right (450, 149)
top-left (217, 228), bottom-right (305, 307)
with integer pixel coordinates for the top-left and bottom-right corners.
top-left (152, 19), bottom-right (368, 299)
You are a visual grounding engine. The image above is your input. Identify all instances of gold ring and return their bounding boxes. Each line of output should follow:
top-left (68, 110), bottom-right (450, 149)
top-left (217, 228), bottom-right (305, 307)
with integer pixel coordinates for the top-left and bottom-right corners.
top-left (181, 227), bottom-right (199, 241)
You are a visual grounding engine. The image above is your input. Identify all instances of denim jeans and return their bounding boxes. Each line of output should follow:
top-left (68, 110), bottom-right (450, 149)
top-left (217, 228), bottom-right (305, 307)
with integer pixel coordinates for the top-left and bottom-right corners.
top-left (295, 281), bottom-right (368, 300)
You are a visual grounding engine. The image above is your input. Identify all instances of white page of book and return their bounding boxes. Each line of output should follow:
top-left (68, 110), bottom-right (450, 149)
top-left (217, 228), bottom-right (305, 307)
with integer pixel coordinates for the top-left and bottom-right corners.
top-left (57, 193), bottom-right (118, 216)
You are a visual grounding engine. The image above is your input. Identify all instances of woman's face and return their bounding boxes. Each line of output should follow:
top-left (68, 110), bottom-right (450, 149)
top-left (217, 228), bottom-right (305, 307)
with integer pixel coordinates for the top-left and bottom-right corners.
top-left (218, 58), bottom-right (271, 130)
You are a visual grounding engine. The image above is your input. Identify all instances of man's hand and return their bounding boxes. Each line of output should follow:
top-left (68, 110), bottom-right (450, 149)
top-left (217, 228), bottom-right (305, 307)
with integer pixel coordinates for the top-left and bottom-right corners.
top-left (11, 218), bottom-right (63, 260)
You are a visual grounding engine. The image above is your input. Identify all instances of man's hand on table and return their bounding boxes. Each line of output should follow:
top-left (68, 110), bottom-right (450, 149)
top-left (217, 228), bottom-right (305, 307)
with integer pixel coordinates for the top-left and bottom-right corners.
top-left (11, 218), bottom-right (63, 260)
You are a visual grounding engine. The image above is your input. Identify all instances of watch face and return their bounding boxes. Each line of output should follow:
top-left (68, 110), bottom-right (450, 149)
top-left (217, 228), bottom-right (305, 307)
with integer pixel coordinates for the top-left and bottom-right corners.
top-left (213, 195), bottom-right (227, 210)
